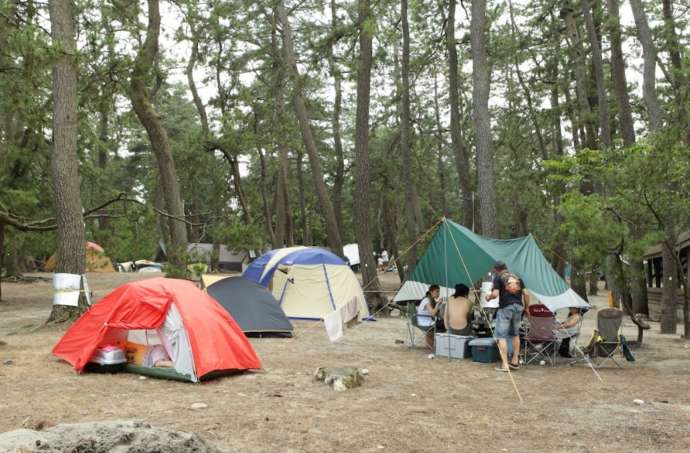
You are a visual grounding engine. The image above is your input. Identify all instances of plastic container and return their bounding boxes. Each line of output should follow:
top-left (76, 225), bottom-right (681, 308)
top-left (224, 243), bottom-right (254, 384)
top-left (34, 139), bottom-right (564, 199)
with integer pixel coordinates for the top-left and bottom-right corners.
top-left (435, 333), bottom-right (474, 359)
top-left (85, 345), bottom-right (127, 373)
top-left (468, 337), bottom-right (500, 363)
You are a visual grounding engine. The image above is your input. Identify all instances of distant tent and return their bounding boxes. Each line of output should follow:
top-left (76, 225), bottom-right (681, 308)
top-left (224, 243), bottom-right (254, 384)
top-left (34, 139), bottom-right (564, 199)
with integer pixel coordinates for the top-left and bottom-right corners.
top-left (394, 219), bottom-right (590, 313)
top-left (45, 241), bottom-right (115, 273)
top-left (243, 247), bottom-right (369, 320)
top-left (207, 276), bottom-right (293, 336)
top-left (52, 278), bottom-right (261, 382)
top-left (201, 274), bottom-right (230, 289)
top-left (155, 242), bottom-right (252, 272)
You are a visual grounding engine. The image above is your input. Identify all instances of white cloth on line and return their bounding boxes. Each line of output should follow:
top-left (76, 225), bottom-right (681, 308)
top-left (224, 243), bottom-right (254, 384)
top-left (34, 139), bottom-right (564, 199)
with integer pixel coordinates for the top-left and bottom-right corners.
top-left (324, 297), bottom-right (361, 342)
top-left (53, 273), bottom-right (90, 306)
top-left (324, 309), bottom-right (344, 342)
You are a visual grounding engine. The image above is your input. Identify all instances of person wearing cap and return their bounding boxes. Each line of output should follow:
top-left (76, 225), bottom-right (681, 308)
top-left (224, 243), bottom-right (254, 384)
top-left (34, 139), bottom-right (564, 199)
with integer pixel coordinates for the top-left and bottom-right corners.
top-left (444, 283), bottom-right (473, 336)
top-left (486, 261), bottom-right (530, 372)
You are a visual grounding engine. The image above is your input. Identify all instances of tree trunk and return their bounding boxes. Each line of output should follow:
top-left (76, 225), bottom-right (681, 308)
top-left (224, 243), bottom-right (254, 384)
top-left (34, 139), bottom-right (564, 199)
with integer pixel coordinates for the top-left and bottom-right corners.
top-left (187, 25), bottom-right (252, 225)
top-left (230, 156), bottom-right (251, 223)
top-left (605, 0), bottom-right (636, 146)
top-left (256, 142), bottom-right (277, 247)
top-left (661, 0), bottom-right (689, 143)
top-left (628, 0), bottom-right (664, 131)
top-left (276, 3), bottom-right (343, 255)
top-left (353, 0), bottom-right (385, 310)
top-left (153, 185), bottom-right (170, 245)
top-left (400, 0), bottom-right (422, 273)
top-left (588, 268), bottom-right (599, 296)
top-left (296, 150), bottom-right (311, 245)
top-left (48, 0), bottom-right (88, 323)
top-left (186, 36), bottom-right (209, 136)
top-left (581, 0), bottom-right (611, 148)
top-left (549, 66), bottom-right (564, 156)
top-left (562, 6), bottom-right (597, 152)
top-left (269, 13), bottom-right (290, 247)
top-left (630, 257), bottom-right (649, 315)
top-left (382, 196), bottom-right (404, 283)
top-left (507, 0), bottom-right (547, 160)
top-left (572, 266), bottom-right (589, 302)
top-left (0, 221), bottom-right (4, 302)
top-left (433, 74), bottom-right (448, 217)
top-left (563, 82), bottom-right (581, 149)
top-left (330, 0), bottom-right (345, 235)
top-left (606, 0), bottom-right (649, 316)
top-left (470, 0), bottom-right (497, 236)
top-left (129, 0), bottom-right (188, 260)
top-left (660, 235), bottom-right (678, 334)
top-left (446, 0), bottom-right (473, 228)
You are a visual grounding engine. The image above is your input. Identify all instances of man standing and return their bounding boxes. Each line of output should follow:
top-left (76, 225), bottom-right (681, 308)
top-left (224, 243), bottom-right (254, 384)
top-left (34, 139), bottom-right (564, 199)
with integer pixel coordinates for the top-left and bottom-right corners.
top-left (486, 261), bottom-right (530, 371)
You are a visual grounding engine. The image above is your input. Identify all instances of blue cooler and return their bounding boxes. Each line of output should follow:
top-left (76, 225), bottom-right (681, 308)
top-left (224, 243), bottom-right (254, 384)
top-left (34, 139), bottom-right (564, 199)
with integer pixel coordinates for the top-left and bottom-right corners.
top-left (468, 338), bottom-right (500, 363)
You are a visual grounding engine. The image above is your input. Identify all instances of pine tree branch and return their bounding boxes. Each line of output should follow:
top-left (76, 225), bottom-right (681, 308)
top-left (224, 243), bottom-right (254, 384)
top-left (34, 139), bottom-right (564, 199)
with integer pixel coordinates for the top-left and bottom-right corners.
top-left (0, 193), bottom-right (205, 232)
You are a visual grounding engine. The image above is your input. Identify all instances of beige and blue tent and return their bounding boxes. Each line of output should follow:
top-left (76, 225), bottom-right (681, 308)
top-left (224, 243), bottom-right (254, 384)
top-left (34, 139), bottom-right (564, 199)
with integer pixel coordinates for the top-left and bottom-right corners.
top-left (394, 219), bottom-right (589, 313)
top-left (243, 247), bottom-right (369, 320)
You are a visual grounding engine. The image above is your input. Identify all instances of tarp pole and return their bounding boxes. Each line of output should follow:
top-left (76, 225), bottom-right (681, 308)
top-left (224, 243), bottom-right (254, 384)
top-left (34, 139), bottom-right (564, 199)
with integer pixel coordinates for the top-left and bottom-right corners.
top-left (444, 219), bottom-right (450, 362)
top-left (446, 229), bottom-right (524, 403)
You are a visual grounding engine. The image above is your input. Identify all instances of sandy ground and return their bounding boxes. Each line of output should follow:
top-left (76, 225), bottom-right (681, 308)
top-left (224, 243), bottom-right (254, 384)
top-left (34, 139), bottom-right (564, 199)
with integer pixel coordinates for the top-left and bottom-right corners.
top-left (1, 272), bottom-right (690, 452)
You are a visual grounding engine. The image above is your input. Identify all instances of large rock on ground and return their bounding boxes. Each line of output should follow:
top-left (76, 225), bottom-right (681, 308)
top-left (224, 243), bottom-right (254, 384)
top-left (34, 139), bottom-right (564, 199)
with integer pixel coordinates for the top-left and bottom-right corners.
top-left (314, 366), bottom-right (367, 391)
top-left (0, 420), bottom-right (231, 453)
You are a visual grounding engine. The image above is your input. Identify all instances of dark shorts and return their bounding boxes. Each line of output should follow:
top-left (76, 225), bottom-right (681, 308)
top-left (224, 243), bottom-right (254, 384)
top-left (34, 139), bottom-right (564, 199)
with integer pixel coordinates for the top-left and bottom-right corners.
top-left (448, 326), bottom-right (473, 336)
top-left (495, 304), bottom-right (523, 339)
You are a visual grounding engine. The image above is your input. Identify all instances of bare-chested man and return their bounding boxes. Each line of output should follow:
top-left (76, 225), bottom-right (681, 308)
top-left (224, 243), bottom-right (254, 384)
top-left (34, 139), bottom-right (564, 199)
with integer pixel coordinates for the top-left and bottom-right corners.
top-left (444, 284), bottom-right (473, 336)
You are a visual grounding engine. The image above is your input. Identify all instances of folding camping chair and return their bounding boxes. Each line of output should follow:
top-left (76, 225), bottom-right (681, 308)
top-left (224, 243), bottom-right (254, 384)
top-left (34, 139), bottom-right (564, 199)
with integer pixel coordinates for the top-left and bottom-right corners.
top-left (590, 308), bottom-right (625, 368)
top-left (522, 304), bottom-right (558, 366)
top-left (406, 302), bottom-right (435, 349)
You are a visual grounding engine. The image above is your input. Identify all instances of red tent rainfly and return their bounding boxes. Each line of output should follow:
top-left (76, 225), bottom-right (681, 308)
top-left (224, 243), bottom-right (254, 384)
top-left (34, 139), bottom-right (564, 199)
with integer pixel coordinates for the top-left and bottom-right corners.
top-left (52, 277), bottom-right (261, 381)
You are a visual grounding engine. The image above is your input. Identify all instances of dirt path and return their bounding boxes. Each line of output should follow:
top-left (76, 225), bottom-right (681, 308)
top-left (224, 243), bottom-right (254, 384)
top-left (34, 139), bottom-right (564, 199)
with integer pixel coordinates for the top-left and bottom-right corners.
top-left (1, 273), bottom-right (690, 452)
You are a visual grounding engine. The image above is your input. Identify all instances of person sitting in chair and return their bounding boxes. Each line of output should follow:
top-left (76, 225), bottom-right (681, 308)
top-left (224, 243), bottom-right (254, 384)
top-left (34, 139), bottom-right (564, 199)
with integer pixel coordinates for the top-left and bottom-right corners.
top-left (444, 284), bottom-right (473, 336)
top-left (417, 284), bottom-right (441, 349)
top-left (554, 307), bottom-right (583, 358)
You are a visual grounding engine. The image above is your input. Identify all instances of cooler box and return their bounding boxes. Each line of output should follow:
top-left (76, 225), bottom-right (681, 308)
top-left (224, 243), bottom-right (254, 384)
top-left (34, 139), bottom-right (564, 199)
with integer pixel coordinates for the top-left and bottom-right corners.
top-left (468, 338), bottom-right (500, 363)
top-left (434, 333), bottom-right (474, 359)
top-left (85, 345), bottom-right (127, 373)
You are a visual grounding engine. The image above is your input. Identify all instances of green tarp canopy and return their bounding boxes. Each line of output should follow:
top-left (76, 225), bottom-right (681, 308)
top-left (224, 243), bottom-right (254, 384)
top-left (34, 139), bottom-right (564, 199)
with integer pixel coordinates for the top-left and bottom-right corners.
top-left (393, 219), bottom-right (589, 313)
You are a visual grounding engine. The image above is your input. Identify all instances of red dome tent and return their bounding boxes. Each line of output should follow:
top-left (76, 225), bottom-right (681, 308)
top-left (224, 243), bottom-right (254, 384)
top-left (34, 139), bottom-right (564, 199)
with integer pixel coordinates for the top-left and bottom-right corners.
top-left (53, 278), bottom-right (261, 381)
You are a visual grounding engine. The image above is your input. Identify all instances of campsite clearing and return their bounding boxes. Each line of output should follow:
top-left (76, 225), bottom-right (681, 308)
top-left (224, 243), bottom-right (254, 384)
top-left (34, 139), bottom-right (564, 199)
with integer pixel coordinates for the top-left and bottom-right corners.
top-left (1, 273), bottom-right (690, 452)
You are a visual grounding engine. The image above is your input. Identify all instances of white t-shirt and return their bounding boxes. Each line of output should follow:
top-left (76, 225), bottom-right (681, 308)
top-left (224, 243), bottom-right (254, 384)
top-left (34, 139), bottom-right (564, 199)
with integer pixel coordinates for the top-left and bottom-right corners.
top-left (381, 250), bottom-right (389, 261)
top-left (417, 297), bottom-right (435, 327)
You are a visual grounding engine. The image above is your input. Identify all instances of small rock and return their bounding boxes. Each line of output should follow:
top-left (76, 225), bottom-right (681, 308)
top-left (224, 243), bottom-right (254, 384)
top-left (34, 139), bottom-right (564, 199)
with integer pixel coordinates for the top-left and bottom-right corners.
top-left (427, 354), bottom-right (435, 359)
top-left (3, 359), bottom-right (14, 366)
top-left (237, 392), bottom-right (247, 397)
top-left (190, 403), bottom-right (208, 410)
top-left (139, 376), bottom-right (147, 380)
top-left (360, 368), bottom-right (369, 375)
top-left (377, 446), bottom-right (385, 450)
top-left (410, 393), bottom-right (417, 397)
top-left (633, 399), bottom-right (645, 405)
